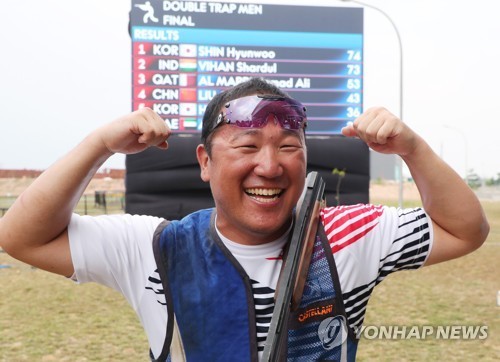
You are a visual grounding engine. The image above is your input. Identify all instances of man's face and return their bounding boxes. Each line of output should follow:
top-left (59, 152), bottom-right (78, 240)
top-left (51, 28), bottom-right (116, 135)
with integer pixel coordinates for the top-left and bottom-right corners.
top-left (197, 115), bottom-right (307, 245)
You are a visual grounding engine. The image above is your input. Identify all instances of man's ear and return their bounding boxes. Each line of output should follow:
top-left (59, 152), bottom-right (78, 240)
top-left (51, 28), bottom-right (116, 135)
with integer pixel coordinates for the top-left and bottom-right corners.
top-left (196, 144), bottom-right (210, 182)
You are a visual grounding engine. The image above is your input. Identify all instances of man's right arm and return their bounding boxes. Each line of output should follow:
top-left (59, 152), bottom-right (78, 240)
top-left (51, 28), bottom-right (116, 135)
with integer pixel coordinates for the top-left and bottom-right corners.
top-left (0, 108), bottom-right (170, 277)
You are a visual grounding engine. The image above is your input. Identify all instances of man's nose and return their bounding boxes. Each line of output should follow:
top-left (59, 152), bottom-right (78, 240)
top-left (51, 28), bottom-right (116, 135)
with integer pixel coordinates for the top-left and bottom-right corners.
top-left (254, 145), bottom-right (283, 178)
top-left (254, 117), bottom-right (284, 178)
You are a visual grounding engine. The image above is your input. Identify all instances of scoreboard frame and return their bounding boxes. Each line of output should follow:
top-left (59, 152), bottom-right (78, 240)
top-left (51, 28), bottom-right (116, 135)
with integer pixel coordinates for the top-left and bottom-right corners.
top-left (126, 1), bottom-right (369, 219)
top-left (129, 0), bottom-right (364, 135)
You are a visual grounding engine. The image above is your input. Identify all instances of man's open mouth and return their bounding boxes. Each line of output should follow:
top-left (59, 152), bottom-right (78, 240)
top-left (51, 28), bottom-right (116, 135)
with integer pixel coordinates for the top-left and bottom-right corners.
top-left (245, 188), bottom-right (283, 203)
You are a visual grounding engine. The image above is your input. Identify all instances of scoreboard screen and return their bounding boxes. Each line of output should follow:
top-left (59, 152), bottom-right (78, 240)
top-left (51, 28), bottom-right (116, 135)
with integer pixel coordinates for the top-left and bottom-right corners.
top-left (130, 1), bottom-right (363, 135)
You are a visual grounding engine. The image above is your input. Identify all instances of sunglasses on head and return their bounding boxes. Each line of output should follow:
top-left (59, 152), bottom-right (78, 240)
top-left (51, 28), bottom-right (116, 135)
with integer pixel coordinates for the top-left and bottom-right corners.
top-left (212, 95), bottom-right (307, 132)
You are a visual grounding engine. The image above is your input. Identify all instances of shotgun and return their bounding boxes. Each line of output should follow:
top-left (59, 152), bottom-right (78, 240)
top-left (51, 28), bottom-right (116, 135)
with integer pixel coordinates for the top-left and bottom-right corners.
top-left (261, 171), bottom-right (326, 361)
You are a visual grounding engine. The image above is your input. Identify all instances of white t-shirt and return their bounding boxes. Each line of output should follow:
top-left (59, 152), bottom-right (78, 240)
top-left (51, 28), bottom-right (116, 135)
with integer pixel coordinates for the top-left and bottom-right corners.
top-left (68, 204), bottom-right (432, 359)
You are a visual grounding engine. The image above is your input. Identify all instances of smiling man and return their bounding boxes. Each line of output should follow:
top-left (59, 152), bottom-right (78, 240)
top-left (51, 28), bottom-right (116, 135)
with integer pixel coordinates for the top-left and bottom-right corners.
top-left (0, 77), bottom-right (489, 361)
top-left (198, 93), bottom-right (308, 245)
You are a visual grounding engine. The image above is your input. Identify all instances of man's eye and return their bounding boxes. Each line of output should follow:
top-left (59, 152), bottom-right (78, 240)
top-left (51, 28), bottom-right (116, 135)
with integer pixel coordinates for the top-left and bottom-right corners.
top-left (281, 144), bottom-right (301, 151)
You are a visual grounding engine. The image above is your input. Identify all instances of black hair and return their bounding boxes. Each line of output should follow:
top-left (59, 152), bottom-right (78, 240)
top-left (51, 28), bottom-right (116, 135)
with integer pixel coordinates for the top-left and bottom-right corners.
top-left (201, 77), bottom-right (289, 155)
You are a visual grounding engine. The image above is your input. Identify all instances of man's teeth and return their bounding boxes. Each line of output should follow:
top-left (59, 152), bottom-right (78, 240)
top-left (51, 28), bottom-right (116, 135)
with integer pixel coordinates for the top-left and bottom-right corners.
top-left (246, 188), bottom-right (282, 196)
top-left (245, 188), bottom-right (282, 203)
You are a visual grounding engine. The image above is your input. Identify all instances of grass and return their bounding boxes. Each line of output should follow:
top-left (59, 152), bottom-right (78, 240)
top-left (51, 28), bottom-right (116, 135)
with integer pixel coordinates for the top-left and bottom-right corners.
top-left (1, 200), bottom-right (499, 361)
top-left (0, 263), bottom-right (148, 361)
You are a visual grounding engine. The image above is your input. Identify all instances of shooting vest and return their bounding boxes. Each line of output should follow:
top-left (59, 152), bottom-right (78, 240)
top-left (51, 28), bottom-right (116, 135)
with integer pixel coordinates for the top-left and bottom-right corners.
top-left (151, 208), bottom-right (358, 361)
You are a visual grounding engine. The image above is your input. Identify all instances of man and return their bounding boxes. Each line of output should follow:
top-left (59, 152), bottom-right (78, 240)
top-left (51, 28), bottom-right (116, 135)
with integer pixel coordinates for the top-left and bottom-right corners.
top-left (0, 77), bottom-right (489, 361)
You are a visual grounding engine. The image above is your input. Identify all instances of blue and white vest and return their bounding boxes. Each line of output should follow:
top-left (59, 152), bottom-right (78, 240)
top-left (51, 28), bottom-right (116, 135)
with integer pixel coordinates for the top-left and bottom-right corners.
top-left (152, 208), bottom-right (358, 361)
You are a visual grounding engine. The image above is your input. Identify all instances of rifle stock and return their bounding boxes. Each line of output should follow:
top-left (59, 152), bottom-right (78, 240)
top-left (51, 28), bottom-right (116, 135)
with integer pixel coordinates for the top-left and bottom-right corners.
top-left (261, 171), bottom-right (326, 361)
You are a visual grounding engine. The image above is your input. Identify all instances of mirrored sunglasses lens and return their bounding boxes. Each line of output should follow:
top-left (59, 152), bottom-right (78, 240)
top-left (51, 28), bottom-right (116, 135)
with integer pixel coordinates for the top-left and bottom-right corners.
top-left (279, 115), bottom-right (304, 129)
top-left (224, 96), bottom-right (306, 130)
top-left (234, 118), bottom-right (266, 128)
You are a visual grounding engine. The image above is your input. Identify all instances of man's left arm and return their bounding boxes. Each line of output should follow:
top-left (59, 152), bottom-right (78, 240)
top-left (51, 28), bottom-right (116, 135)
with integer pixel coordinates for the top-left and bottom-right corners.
top-left (342, 107), bottom-right (490, 266)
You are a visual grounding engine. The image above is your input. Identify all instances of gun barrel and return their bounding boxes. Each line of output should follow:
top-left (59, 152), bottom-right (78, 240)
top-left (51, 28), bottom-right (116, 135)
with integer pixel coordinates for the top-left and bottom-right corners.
top-left (261, 171), bottom-right (326, 361)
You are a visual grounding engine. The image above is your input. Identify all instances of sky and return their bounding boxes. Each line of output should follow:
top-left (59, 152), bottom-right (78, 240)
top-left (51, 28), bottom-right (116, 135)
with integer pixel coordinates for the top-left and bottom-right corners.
top-left (0, 0), bottom-right (499, 178)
